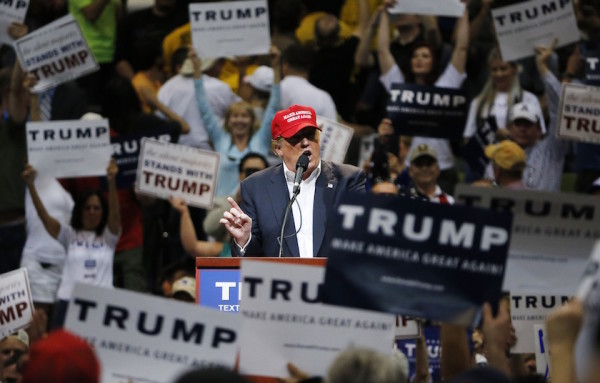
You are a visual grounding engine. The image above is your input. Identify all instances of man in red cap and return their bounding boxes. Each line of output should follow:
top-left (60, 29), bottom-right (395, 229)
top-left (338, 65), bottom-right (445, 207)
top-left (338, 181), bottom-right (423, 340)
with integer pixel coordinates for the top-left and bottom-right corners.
top-left (221, 104), bottom-right (365, 257)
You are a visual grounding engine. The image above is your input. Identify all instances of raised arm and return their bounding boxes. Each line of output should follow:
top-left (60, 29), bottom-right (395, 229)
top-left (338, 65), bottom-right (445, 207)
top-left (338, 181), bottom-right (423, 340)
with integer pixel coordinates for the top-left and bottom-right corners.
top-left (170, 196), bottom-right (224, 257)
top-left (355, 7), bottom-right (381, 67)
top-left (139, 87), bottom-right (190, 134)
top-left (377, 7), bottom-right (396, 75)
top-left (22, 165), bottom-right (61, 239)
top-left (450, 9), bottom-right (469, 74)
top-left (546, 299), bottom-right (583, 383)
top-left (106, 158), bottom-right (121, 235)
top-left (191, 50), bottom-right (228, 144)
top-left (255, 46), bottom-right (282, 145)
top-left (414, 321), bottom-right (431, 383)
top-left (440, 324), bottom-right (471, 381)
top-left (9, 62), bottom-right (29, 124)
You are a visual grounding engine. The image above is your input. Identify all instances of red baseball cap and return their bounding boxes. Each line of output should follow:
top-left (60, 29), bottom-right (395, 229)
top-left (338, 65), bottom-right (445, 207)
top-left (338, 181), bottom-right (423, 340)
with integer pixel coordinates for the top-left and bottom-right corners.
top-left (271, 105), bottom-right (320, 139)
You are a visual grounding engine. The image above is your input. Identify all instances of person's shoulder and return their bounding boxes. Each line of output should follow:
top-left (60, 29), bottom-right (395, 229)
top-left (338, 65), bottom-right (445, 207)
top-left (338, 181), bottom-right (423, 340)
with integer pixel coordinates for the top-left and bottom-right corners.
top-left (203, 75), bottom-right (232, 91)
top-left (324, 161), bottom-right (363, 177)
top-left (242, 164), bottom-right (282, 186)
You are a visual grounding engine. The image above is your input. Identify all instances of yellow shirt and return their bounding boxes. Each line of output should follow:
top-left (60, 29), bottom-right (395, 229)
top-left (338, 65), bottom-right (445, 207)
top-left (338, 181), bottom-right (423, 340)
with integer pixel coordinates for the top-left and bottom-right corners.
top-left (132, 72), bottom-right (162, 113)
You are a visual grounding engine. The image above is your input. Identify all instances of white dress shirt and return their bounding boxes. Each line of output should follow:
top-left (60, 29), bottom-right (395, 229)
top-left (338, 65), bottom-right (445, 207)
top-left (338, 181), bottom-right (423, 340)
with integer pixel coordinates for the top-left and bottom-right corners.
top-left (283, 161), bottom-right (322, 258)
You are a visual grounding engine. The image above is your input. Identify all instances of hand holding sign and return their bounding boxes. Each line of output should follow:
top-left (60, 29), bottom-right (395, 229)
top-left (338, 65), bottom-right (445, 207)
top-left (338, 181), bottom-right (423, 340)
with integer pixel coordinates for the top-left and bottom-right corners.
top-left (220, 197), bottom-right (252, 248)
top-left (107, 157), bottom-right (118, 181)
top-left (22, 163), bottom-right (37, 186)
top-left (534, 37), bottom-right (558, 77)
top-left (8, 22), bottom-right (28, 40)
top-left (546, 299), bottom-right (583, 348)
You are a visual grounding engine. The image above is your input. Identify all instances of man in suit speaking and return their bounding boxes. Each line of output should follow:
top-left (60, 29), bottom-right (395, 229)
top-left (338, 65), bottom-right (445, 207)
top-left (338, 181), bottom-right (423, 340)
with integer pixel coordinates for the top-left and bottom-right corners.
top-left (221, 104), bottom-right (365, 257)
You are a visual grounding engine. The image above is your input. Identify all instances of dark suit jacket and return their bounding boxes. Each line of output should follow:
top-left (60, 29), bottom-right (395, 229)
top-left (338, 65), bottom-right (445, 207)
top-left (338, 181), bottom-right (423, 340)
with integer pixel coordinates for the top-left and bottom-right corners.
top-left (231, 161), bottom-right (366, 257)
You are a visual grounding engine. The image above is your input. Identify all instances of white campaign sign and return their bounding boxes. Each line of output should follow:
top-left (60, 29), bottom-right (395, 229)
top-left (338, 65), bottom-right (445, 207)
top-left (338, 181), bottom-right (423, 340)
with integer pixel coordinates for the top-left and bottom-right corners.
top-left (317, 116), bottom-right (354, 164)
top-left (510, 293), bottom-right (569, 353)
top-left (395, 316), bottom-right (420, 340)
top-left (492, 0), bottom-right (579, 61)
top-left (0, 268), bottom-right (34, 339)
top-left (0, 0), bottom-right (28, 46)
top-left (27, 119), bottom-right (111, 178)
top-left (238, 260), bottom-right (396, 378)
top-left (14, 14), bottom-right (98, 92)
top-left (65, 283), bottom-right (240, 383)
top-left (189, 0), bottom-right (270, 58)
top-left (136, 138), bottom-right (219, 209)
top-left (388, 0), bottom-right (464, 17)
top-left (557, 83), bottom-right (600, 144)
top-left (454, 185), bottom-right (600, 294)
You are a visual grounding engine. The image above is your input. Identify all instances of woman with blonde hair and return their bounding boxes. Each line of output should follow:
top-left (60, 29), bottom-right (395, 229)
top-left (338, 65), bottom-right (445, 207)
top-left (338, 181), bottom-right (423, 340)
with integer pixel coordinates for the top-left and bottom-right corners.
top-left (462, 47), bottom-right (545, 179)
top-left (192, 47), bottom-right (281, 197)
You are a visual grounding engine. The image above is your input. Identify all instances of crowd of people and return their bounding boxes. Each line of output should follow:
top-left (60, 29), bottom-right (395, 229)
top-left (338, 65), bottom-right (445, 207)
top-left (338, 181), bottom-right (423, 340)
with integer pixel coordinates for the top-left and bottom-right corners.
top-left (1, 0), bottom-right (600, 381)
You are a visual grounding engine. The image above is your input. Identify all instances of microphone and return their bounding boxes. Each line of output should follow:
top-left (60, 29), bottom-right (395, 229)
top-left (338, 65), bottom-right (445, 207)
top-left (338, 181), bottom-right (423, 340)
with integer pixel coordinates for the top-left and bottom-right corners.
top-left (278, 155), bottom-right (309, 257)
top-left (293, 155), bottom-right (309, 195)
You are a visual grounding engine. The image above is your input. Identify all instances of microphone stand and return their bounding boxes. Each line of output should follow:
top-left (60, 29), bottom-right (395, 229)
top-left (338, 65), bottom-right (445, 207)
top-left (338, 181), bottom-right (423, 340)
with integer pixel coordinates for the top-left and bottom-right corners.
top-left (278, 188), bottom-right (300, 258)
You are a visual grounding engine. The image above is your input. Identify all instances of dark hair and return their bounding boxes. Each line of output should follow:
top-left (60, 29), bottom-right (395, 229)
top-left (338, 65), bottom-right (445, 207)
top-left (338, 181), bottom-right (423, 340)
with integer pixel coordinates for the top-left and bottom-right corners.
top-left (70, 191), bottom-right (108, 236)
top-left (173, 367), bottom-right (250, 383)
top-left (238, 152), bottom-right (269, 173)
top-left (171, 47), bottom-right (189, 75)
top-left (102, 75), bottom-right (142, 134)
top-left (136, 43), bottom-right (164, 72)
top-left (406, 41), bottom-right (439, 85)
top-left (281, 43), bottom-right (314, 73)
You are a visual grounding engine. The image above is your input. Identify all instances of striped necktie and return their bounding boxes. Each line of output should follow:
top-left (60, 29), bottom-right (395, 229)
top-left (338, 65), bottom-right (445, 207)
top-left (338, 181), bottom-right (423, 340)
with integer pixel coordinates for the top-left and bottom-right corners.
top-left (39, 88), bottom-right (55, 121)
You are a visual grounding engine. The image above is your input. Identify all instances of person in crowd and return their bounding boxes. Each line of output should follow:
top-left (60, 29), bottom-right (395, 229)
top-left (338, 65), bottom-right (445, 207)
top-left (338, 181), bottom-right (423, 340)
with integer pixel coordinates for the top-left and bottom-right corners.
top-left (327, 347), bottom-right (408, 383)
top-left (16, 77), bottom-right (75, 324)
top-left (158, 47), bottom-right (240, 151)
top-left (157, 257), bottom-right (195, 297)
top-left (0, 330), bottom-right (28, 382)
top-left (23, 159), bottom-right (121, 327)
top-left (484, 140), bottom-right (528, 190)
top-left (462, 47), bottom-right (546, 181)
top-left (280, 43), bottom-right (338, 120)
top-left (370, 180), bottom-right (399, 196)
top-left (506, 41), bottom-right (569, 192)
top-left (170, 276), bottom-right (195, 303)
top-left (69, 0), bottom-right (121, 106)
top-left (400, 144), bottom-right (454, 204)
top-left (22, 330), bottom-right (101, 383)
top-left (192, 46), bottom-right (281, 197)
top-left (377, 3), bottom-right (469, 194)
top-left (306, 0), bottom-right (369, 122)
top-left (221, 104), bottom-right (365, 258)
top-left (170, 153), bottom-right (269, 258)
top-left (114, 0), bottom-right (187, 80)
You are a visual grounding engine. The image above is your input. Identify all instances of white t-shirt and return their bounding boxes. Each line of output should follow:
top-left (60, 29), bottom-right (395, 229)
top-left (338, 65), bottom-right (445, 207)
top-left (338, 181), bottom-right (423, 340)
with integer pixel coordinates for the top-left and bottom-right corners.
top-left (22, 177), bottom-right (74, 264)
top-left (157, 74), bottom-right (241, 149)
top-left (463, 90), bottom-right (545, 138)
top-left (56, 225), bottom-right (120, 300)
top-left (281, 75), bottom-right (338, 120)
top-left (380, 63), bottom-right (467, 170)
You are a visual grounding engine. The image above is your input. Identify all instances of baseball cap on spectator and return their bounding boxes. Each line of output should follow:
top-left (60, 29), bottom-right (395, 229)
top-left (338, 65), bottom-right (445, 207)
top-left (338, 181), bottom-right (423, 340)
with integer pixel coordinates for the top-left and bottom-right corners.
top-left (509, 102), bottom-right (539, 124)
top-left (22, 329), bottom-right (100, 383)
top-left (485, 140), bottom-right (526, 171)
top-left (271, 105), bottom-right (320, 139)
top-left (409, 144), bottom-right (438, 163)
top-left (2, 329), bottom-right (29, 348)
top-left (244, 66), bottom-right (274, 93)
top-left (588, 177), bottom-right (600, 194)
top-left (172, 276), bottom-right (196, 301)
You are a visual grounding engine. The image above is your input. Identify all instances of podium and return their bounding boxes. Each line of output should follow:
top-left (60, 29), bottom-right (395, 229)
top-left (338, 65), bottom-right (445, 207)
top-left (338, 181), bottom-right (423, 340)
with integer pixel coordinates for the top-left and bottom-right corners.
top-left (195, 257), bottom-right (327, 383)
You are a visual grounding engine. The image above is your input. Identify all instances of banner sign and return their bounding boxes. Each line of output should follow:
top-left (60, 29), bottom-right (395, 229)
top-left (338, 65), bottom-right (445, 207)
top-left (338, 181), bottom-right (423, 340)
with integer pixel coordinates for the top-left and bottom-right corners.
top-left (396, 326), bottom-right (441, 382)
top-left (321, 192), bottom-right (512, 327)
top-left (386, 83), bottom-right (467, 139)
top-left (388, 0), bottom-right (464, 17)
top-left (65, 283), bottom-right (240, 383)
top-left (107, 126), bottom-right (175, 190)
top-left (136, 138), bottom-right (219, 209)
top-left (557, 83), bottom-right (600, 144)
top-left (510, 293), bottom-right (569, 353)
top-left (395, 316), bottom-right (420, 340)
top-left (0, 268), bottom-right (34, 339)
top-left (238, 260), bottom-right (396, 378)
top-left (26, 119), bottom-right (111, 178)
top-left (491, 0), bottom-right (579, 61)
top-left (317, 116), bottom-right (354, 164)
top-left (189, 0), bottom-right (270, 58)
top-left (584, 47), bottom-right (600, 86)
top-left (197, 269), bottom-right (241, 312)
top-left (575, 241), bottom-right (600, 381)
top-left (454, 185), bottom-right (600, 294)
top-left (0, 0), bottom-right (28, 46)
top-left (15, 14), bottom-right (98, 92)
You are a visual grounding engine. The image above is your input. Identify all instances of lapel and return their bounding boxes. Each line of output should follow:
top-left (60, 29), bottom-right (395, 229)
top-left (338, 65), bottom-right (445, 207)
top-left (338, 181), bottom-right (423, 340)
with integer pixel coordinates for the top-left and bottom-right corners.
top-left (313, 161), bottom-right (337, 256)
top-left (267, 165), bottom-right (300, 257)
